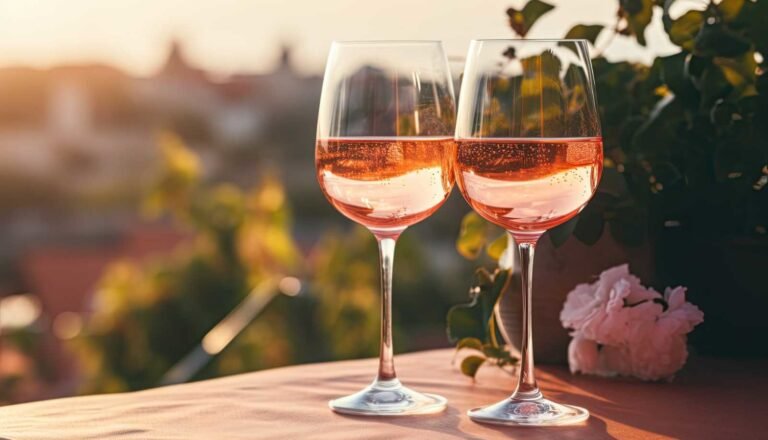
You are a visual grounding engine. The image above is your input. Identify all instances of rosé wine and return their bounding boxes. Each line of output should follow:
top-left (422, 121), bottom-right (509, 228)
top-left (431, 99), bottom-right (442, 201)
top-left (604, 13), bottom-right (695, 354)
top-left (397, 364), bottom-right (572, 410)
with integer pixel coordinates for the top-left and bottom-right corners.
top-left (456, 137), bottom-right (603, 232)
top-left (316, 137), bottom-right (456, 230)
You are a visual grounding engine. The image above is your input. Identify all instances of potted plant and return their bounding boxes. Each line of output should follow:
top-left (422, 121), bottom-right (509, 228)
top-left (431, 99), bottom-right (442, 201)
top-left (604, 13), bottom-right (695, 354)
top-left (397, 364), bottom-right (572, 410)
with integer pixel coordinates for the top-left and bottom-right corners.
top-left (449, 0), bottom-right (768, 372)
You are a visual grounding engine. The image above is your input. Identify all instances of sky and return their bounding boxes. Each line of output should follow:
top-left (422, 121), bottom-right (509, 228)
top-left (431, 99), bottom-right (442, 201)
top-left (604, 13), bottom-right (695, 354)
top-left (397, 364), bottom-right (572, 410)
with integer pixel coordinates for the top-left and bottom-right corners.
top-left (0, 0), bottom-right (679, 77)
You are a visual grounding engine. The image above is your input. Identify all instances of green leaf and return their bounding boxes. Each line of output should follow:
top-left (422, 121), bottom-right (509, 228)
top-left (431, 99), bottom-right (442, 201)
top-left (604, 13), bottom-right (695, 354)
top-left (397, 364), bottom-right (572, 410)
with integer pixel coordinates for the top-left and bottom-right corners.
top-left (661, 0), bottom-right (677, 31)
top-left (630, 94), bottom-right (687, 160)
top-left (715, 51), bottom-right (758, 97)
top-left (496, 349), bottom-right (520, 366)
top-left (563, 24), bottom-right (604, 45)
top-left (507, 0), bottom-right (555, 37)
top-left (460, 355), bottom-right (486, 378)
top-left (718, 0), bottom-right (745, 22)
top-left (446, 300), bottom-right (483, 343)
top-left (669, 10), bottom-right (704, 51)
top-left (747, 0), bottom-right (768, 55)
top-left (548, 216), bottom-right (578, 247)
top-left (685, 54), bottom-right (709, 79)
top-left (486, 233), bottom-right (508, 261)
top-left (659, 52), bottom-right (697, 103)
top-left (522, 0), bottom-right (555, 23)
top-left (483, 269), bottom-right (510, 323)
top-left (456, 212), bottom-right (488, 260)
top-left (492, 347), bottom-right (520, 367)
top-left (482, 344), bottom-right (502, 358)
top-left (699, 64), bottom-right (733, 106)
top-left (695, 23), bottom-right (751, 57)
top-left (709, 99), bottom-right (738, 126)
top-left (456, 337), bottom-right (484, 352)
top-left (446, 269), bottom-right (511, 343)
top-left (621, 0), bottom-right (654, 46)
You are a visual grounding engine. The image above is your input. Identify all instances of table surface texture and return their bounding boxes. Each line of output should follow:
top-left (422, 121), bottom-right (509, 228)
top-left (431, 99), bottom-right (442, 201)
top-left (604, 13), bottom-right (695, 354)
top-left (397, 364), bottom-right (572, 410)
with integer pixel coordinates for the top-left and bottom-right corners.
top-left (0, 348), bottom-right (766, 440)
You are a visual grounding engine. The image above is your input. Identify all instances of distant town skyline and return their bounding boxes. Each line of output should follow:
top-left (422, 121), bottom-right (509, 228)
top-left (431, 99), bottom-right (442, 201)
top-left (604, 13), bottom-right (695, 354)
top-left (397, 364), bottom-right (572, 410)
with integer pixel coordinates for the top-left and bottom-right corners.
top-left (0, 0), bottom-right (678, 77)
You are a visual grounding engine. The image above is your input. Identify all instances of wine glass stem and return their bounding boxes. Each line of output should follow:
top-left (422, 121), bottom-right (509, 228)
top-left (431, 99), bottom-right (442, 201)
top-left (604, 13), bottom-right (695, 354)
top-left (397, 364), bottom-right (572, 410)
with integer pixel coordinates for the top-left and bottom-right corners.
top-left (513, 236), bottom-right (542, 399)
top-left (375, 235), bottom-right (398, 381)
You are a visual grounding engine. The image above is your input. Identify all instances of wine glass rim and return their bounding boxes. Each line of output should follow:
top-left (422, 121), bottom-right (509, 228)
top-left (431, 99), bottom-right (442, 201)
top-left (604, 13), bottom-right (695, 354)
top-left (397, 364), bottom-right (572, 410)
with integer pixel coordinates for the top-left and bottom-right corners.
top-left (471, 38), bottom-right (589, 43)
top-left (332, 40), bottom-right (443, 45)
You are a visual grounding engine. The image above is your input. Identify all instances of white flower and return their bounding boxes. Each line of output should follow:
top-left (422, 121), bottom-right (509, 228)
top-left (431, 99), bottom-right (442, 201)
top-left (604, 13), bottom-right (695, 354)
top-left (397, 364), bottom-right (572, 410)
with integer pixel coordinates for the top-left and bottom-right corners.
top-left (561, 265), bottom-right (704, 381)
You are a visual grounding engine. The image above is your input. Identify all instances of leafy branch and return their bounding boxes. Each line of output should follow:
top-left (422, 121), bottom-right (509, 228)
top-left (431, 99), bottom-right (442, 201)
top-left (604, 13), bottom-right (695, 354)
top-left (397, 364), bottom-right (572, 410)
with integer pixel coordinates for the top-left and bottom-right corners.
top-left (448, 267), bottom-right (517, 378)
top-left (506, 0), bottom-right (555, 38)
top-left (449, 0), bottom-right (767, 376)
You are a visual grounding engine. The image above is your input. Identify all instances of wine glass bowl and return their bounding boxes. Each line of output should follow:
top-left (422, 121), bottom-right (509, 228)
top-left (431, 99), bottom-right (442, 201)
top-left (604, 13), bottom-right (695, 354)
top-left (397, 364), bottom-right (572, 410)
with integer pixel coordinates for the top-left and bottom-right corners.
top-left (317, 41), bottom-right (457, 238)
top-left (455, 39), bottom-right (602, 426)
top-left (316, 41), bottom-right (455, 416)
top-left (456, 39), bottom-right (602, 236)
top-left (316, 137), bottom-right (456, 232)
top-left (456, 137), bottom-right (602, 232)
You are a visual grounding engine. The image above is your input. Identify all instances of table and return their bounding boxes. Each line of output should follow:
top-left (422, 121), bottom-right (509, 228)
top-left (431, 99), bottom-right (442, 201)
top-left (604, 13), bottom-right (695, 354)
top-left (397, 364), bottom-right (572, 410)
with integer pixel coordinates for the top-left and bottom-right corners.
top-left (1, 349), bottom-right (766, 439)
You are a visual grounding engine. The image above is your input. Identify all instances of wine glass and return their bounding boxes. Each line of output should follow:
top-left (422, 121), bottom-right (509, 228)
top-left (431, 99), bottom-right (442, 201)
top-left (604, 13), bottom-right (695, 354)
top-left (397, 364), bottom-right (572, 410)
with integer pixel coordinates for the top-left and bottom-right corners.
top-left (316, 41), bottom-right (456, 416)
top-left (455, 39), bottom-right (602, 426)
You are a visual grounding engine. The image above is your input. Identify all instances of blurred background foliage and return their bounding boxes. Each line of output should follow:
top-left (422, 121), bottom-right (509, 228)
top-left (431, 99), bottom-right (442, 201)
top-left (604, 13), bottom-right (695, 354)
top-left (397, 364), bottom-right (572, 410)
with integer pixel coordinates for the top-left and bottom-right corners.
top-left (75, 133), bottom-right (301, 392)
top-left (73, 134), bottom-right (459, 393)
top-left (0, 36), bottom-right (472, 402)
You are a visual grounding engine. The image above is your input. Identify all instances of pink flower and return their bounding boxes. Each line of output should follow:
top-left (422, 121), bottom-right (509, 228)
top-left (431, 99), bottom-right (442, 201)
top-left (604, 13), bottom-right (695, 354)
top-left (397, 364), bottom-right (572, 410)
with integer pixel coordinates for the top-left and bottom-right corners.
top-left (561, 265), bottom-right (704, 381)
top-left (600, 345), bottom-right (632, 376)
top-left (567, 335), bottom-right (600, 375)
top-left (560, 265), bottom-right (661, 346)
top-left (567, 336), bottom-right (633, 378)
top-left (627, 332), bottom-right (688, 380)
top-left (662, 286), bottom-right (705, 335)
top-left (623, 287), bottom-right (704, 380)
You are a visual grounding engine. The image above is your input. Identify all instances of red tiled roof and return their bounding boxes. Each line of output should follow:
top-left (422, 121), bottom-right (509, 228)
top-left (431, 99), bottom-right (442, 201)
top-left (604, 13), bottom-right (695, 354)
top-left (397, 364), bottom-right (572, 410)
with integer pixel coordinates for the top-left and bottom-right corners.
top-left (20, 246), bottom-right (115, 316)
top-left (20, 224), bottom-right (190, 316)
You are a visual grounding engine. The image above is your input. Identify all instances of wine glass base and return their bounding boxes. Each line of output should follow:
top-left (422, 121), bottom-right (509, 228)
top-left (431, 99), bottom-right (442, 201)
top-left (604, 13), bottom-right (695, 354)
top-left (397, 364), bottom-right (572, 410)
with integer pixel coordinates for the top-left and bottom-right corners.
top-left (468, 396), bottom-right (589, 426)
top-left (329, 378), bottom-right (447, 416)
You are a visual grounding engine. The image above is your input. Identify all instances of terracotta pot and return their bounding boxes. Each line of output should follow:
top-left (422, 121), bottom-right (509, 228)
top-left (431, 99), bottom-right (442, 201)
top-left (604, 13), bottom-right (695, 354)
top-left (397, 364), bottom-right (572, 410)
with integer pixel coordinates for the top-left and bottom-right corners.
top-left (495, 230), bottom-right (653, 365)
